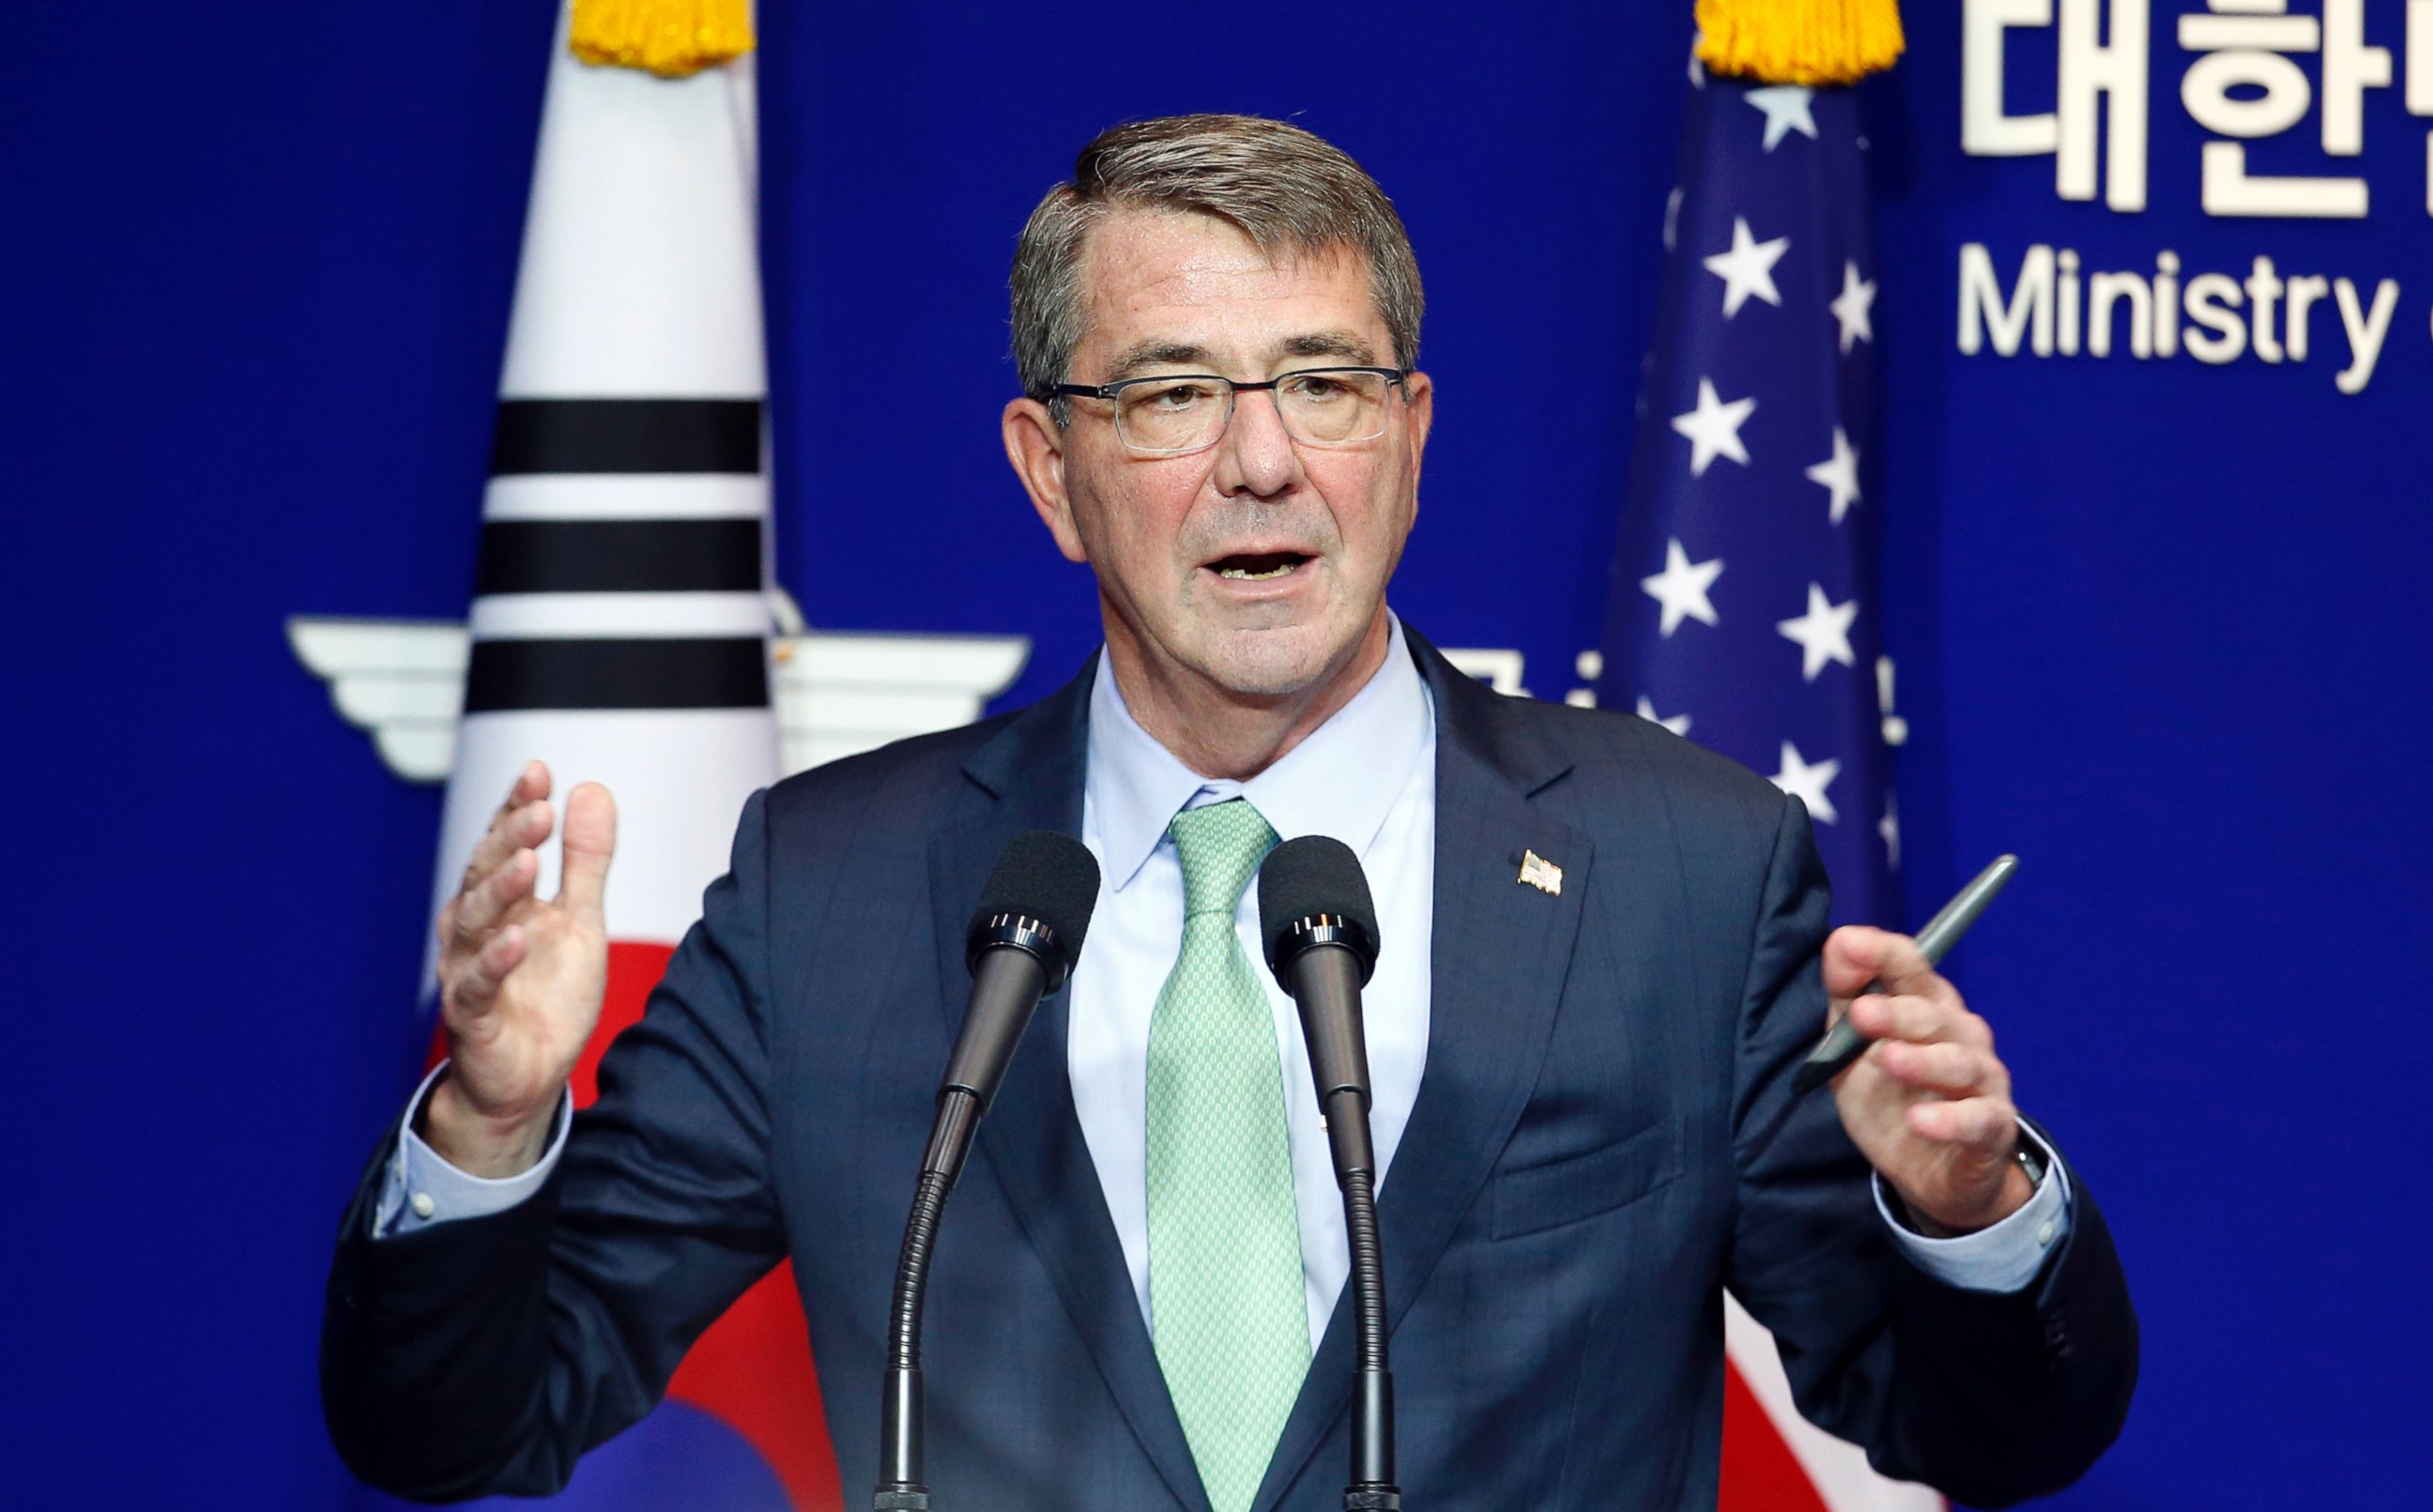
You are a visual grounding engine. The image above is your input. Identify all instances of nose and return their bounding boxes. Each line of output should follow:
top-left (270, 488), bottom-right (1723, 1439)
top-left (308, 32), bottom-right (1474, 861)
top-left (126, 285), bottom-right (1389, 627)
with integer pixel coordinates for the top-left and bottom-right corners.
top-left (1207, 386), bottom-right (1303, 500)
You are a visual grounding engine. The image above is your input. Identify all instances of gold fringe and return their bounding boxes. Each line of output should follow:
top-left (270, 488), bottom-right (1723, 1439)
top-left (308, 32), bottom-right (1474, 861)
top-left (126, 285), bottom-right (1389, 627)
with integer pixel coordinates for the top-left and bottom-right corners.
top-left (1694, 0), bottom-right (1904, 85)
top-left (569, 0), bottom-right (755, 78)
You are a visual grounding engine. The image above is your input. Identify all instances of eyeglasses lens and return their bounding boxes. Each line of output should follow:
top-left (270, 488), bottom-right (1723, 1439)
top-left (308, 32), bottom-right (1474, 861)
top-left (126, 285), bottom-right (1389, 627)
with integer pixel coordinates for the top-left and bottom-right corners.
top-left (1113, 371), bottom-right (1392, 453)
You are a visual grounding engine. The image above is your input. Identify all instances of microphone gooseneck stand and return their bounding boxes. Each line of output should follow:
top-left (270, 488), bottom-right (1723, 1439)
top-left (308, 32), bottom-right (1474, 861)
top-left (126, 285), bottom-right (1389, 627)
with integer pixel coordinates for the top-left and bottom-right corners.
top-left (1339, 1164), bottom-right (1395, 1507)
top-left (876, 1157), bottom-right (950, 1512)
top-left (1261, 836), bottom-right (1401, 1512)
top-left (875, 833), bottom-right (1101, 1512)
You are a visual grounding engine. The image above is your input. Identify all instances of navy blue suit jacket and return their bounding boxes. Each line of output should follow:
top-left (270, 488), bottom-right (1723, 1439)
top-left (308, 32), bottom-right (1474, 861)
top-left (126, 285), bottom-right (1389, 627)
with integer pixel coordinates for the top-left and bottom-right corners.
top-left (324, 629), bottom-right (2135, 1509)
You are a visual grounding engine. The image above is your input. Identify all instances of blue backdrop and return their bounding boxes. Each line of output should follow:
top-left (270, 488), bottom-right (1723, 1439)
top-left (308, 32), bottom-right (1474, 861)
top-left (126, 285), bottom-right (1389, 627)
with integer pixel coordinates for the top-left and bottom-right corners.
top-left (6, 1), bottom-right (2425, 1505)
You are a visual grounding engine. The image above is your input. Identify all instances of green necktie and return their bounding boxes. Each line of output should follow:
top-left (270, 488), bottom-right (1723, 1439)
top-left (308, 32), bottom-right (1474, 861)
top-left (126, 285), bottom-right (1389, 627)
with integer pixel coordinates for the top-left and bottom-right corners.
top-left (1146, 799), bottom-right (1309, 1512)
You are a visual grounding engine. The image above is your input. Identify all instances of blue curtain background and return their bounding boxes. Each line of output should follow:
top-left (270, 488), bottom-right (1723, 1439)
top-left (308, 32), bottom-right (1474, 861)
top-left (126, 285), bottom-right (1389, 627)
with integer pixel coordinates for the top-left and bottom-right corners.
top-left (5, 2), bottom-right (2426, 1505)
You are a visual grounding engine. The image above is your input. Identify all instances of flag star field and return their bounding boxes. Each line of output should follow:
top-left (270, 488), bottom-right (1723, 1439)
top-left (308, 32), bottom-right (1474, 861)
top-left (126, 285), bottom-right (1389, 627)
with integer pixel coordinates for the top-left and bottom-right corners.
top-left (1599, 76), bottom-right (1898, 929)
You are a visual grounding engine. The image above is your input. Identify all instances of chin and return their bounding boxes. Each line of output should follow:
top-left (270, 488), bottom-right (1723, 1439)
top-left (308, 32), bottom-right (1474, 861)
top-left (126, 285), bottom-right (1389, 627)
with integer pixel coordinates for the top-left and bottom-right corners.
top-left (1194, 621), bottom-right (1359, 700)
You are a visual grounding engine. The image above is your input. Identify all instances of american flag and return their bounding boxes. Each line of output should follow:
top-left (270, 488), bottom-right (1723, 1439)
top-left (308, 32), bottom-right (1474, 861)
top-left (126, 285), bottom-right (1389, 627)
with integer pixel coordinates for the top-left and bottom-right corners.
top-left (1597, 69), bottom-right (1898, 930)
top-left (1594, 59), bottom-right (1935, 1512)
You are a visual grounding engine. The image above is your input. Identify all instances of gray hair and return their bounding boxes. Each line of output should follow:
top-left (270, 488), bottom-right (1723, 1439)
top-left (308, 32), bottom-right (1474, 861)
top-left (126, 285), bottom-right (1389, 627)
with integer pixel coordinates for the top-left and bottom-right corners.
top-left (1010, 115), bottom-right (1425, 419)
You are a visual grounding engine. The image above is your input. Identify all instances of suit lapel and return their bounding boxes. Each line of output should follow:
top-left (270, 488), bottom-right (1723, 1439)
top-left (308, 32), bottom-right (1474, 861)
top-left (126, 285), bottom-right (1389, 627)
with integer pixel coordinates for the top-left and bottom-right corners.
top-left (1254, 631), bottom-right (1595, 1511)
top-left (926, 660), bottom-right (1213, 1512)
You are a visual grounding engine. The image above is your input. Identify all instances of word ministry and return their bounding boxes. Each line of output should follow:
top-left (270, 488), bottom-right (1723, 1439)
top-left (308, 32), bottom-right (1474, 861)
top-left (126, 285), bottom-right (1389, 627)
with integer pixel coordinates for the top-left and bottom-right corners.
top-left (1956, 243), bottom-right (2401, 394)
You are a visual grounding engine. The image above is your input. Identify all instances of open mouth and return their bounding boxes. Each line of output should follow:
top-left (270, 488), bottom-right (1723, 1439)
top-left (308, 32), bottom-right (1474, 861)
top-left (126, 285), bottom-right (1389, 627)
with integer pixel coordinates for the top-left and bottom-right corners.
top-left (1209, 551), bottom-right (1310, 582)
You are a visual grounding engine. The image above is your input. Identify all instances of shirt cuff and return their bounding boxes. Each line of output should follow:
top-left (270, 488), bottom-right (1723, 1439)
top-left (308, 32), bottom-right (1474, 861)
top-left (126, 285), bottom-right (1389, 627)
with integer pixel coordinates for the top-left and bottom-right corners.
top-left (1873, 1124), bottom-right (2072, 1294)
top-left (372, 1061), bottom-right (571, 1239)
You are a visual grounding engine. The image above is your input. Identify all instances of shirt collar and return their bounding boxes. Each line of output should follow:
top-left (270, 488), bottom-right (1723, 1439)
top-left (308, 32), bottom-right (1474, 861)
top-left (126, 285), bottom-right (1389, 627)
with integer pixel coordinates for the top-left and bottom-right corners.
top-left (1086, 614), bottom-right (1432, 893)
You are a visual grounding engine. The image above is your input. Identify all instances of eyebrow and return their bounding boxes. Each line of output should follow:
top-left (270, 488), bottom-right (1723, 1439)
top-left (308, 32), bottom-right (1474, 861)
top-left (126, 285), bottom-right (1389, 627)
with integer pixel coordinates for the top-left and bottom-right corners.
top-left (1103, 340), bottom-right (1215, 381)
top-left (1273, 329), bottom-right (1380, 366)
top-left (1098, 329), bottom-right (1384, 382)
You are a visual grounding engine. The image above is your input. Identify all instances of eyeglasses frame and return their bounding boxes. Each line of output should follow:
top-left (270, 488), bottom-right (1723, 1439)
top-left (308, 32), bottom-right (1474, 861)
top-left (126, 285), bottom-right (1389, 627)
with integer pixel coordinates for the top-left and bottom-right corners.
top-left (1048, 365), bottom-right (1412, 456)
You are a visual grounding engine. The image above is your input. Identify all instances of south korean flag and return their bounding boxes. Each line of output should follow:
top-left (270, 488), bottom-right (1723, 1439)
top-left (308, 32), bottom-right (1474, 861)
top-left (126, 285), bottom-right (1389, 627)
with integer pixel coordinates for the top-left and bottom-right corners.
top-left (406, 7), bottom-right (838, 1508)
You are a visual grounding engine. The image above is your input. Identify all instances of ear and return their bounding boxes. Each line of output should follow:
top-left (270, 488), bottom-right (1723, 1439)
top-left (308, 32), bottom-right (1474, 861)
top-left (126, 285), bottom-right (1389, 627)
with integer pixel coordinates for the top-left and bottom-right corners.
top-left (1002, 397), bottom-right (1088, 563)
top-left (1400, 369), bottom-right (1435, 520)
top-left (1400, 369), bottom-right (1435, 457)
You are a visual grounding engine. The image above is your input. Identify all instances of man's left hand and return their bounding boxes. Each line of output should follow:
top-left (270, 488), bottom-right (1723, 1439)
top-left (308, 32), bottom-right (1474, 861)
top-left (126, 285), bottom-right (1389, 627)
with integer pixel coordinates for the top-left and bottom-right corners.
top-left (1822, 925), bottom-right (2035, 1236)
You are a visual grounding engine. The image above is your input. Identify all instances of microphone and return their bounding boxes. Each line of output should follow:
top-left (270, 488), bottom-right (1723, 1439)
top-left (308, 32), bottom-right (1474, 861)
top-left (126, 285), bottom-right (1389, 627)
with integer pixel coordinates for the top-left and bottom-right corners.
top-left (876, 832), bottom-right (1099, 1512)
top-left (926, 832), bottom-right (1102, 1185)
top-left (1259, 835), bottom-right (1400, 1512)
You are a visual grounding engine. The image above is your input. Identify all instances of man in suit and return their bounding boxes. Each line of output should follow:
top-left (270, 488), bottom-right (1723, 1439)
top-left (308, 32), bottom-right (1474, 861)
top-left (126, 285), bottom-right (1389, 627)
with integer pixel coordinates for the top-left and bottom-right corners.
top-left (324, 115), bottom-right (2135, 1510)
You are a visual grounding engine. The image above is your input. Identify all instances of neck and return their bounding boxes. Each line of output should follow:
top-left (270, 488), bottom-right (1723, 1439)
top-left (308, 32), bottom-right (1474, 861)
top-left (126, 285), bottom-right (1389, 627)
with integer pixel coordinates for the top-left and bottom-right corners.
top-left (1104, 612), bottom-right (1394, 782)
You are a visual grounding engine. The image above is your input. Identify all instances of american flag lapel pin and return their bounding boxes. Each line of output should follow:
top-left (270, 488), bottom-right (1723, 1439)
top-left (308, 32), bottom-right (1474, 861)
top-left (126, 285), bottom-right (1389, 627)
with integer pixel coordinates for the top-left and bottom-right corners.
top-left (1518, 849), bottom-right (1563, 896)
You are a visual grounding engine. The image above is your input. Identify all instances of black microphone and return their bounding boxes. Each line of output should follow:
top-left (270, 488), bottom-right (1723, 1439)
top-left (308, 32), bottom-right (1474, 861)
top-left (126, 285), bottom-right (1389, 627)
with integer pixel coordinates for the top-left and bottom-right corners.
top-left (1259, 835), bottom-right (1400, 1512)
top-left (876, 832), bottom-right (1099, 1512)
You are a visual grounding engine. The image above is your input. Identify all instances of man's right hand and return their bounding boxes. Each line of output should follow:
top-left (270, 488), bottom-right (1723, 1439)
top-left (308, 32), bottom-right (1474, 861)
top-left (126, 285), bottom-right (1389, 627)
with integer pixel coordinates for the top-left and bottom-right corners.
top-left (424, 761), bottom-right (619, 1178)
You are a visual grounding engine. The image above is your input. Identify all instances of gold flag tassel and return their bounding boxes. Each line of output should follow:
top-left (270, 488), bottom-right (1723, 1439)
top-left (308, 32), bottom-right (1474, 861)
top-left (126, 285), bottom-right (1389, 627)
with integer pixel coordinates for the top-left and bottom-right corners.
top-left (570, 0), bottom-right (755, 78)
top-left (1694, 0), bottom-right (1904, 86)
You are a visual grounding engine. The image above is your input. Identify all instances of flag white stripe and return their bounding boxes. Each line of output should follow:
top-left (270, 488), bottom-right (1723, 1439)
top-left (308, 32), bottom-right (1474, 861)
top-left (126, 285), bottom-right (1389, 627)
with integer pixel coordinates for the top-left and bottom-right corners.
top-left (481, 474), bottom-right (769, 521)
top-left (469, 591), bottom-right (773, 639)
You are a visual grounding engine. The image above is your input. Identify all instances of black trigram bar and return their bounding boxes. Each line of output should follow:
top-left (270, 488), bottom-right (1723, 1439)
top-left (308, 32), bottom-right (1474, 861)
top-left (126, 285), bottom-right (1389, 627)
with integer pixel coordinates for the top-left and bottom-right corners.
top-left (464, 638), bottom-right (769, 712)
top-left (489, 399), bottom-right (761, 475)
top-left (473, 519), bottom-right (762, 596)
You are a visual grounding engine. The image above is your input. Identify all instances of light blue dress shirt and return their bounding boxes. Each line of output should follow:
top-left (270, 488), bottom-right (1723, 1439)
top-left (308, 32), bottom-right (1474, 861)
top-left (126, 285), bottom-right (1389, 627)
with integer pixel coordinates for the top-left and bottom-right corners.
top-left (1070, 617), bottom-right (1439, 1348)
top-left (383, 614), bottom-right (2070, 1305)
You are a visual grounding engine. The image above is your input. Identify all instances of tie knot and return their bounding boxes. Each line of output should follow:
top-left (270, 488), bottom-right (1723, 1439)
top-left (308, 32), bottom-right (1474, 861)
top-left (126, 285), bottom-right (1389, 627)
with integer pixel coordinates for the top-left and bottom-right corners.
top-left (1168, 799), bottom-right (1278, 919)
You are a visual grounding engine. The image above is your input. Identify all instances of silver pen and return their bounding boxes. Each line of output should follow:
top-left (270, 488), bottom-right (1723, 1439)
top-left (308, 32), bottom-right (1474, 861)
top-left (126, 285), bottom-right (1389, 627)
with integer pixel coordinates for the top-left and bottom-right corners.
top-left (1793, 854), bottom-right (2019, 1093)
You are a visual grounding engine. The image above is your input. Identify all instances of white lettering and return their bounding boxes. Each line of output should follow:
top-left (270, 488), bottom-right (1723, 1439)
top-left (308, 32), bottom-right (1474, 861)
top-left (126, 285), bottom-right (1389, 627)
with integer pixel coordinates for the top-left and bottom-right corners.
top-left (1964, 0), bottom-right (2061, 155)
top-left (2182, 273), bottom-right (2247, 363)
top-left (1952, 243), bottom-right (2399, 391)
top-left (2285, 274), bottom-right (2330, 360)
top-left (2059, 0), bottom-right (2149, 210)
top-left (2058, 248), bottom-right (2083, 355)
top-left (2321, 0), bottom-right (2392, 156)
top-left (1959, 243), bottom-right (2056, 356)
top-left (2153, 250), bottom-right (2181, 358)
top-left (2181, 49), bottom-right (2312, 140)
top-left (2201, 141), bottom-right (2370, 218)
top-left (2089, 270), bottom-right (2152, 357)
top-left (2410, 0), bottom-right (2433, 115)
top-left (2244, 256), bottom-right (2286, 362)
top-left (2333, 277), bottom-right (2398, 393)
top-left (2178, 13), bottom-right (2318, 52)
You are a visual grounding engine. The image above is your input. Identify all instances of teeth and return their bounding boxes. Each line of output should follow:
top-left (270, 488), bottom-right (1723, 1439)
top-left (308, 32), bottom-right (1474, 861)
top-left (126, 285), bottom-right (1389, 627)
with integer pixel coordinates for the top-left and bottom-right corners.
top-left (1218, 560), bottom-right (1297, 581)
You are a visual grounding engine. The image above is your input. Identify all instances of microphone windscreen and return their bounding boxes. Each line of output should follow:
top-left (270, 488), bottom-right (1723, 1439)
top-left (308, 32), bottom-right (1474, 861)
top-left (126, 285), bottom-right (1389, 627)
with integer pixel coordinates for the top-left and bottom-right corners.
top-left (1257, 834), bottom-right (1381, 978)
top-left (968, 831), bottom-right (1102, 970)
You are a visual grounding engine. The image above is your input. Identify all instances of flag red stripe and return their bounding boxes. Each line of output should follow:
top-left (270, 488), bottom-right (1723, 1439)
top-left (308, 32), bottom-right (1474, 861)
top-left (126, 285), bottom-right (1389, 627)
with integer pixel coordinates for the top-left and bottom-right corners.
top-left (1720, 1356), bottom-right (1832, 1512)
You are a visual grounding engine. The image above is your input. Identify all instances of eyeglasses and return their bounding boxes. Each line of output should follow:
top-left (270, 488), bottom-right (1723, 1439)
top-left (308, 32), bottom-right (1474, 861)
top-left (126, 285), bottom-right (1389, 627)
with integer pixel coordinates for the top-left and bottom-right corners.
top-left (1051, 366), bottom-right (1408, 456)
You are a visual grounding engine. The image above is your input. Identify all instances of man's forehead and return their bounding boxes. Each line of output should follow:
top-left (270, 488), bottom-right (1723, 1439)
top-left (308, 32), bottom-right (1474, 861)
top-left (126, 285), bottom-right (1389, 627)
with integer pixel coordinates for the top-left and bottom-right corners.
top-left (1074, 208), bottom-right (1386, 363)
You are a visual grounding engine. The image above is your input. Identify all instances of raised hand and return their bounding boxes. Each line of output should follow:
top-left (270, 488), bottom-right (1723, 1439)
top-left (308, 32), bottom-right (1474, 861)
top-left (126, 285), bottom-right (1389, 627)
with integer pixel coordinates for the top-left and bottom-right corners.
top-left (424, 761), bottom-right (618, 1177)
top-left (1822, 925), bottom-right (2034, 1235)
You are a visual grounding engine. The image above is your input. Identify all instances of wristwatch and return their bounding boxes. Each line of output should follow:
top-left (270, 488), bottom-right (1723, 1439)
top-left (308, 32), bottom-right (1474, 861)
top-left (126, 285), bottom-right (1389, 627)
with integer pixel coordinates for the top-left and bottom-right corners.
top-left (2014, 1136), bottom-right (2048, 1188)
